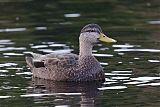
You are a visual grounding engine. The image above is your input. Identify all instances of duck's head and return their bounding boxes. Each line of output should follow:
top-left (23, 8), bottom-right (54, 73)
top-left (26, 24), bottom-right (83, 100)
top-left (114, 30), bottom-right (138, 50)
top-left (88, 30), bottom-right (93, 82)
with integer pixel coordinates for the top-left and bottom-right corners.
top-left (80, 24), bottom-right (116, 44)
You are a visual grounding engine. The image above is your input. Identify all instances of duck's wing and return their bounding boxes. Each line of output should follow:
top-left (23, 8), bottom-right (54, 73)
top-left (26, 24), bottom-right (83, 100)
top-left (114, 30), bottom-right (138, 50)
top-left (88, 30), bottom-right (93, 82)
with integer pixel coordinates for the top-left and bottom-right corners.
top-left (25, 53), bottom-right (78, 69)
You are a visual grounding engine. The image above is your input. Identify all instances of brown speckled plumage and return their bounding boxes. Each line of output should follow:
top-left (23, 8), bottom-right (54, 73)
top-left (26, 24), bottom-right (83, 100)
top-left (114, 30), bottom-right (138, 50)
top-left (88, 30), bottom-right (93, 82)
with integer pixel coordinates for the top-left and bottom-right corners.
top-left (25, 24), bottom-right (116, 81)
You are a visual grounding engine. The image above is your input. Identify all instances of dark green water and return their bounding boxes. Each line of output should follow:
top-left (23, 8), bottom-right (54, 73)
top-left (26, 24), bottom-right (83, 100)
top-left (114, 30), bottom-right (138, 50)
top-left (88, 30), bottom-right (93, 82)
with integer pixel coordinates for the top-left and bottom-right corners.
top-left (0, 0), bottom-right (160, 107)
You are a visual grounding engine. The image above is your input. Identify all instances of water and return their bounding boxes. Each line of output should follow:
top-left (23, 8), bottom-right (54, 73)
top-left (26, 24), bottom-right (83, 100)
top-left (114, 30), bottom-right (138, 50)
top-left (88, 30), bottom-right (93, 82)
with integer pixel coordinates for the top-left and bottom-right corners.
top-left (0, 0), bottom-right (160, 106)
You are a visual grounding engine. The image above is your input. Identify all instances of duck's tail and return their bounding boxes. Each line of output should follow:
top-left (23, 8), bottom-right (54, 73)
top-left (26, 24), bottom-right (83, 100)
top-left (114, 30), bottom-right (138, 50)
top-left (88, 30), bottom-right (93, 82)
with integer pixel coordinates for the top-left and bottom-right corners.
top-left (25, 53), bottom-right (45, 69)
top-left (25, 56), bottom-right (34, 69)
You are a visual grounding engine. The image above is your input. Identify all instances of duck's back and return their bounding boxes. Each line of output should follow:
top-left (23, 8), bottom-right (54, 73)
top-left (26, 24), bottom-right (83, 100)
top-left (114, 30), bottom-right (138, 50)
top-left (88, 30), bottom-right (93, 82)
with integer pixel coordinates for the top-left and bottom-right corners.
top-left (25, 53), bottom-right (78, 80)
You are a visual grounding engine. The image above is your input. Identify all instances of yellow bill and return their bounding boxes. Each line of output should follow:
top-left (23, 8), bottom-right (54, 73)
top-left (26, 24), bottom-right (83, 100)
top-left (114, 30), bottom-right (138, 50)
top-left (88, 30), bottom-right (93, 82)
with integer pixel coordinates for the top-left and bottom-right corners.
top-left (99, 33), bottom-right (117, 43)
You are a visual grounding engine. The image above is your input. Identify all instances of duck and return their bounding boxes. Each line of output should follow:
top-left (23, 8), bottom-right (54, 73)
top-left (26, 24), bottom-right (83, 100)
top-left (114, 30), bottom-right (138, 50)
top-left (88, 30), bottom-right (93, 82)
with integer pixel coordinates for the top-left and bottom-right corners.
top-left (25, 24), bottom-right (116, 82)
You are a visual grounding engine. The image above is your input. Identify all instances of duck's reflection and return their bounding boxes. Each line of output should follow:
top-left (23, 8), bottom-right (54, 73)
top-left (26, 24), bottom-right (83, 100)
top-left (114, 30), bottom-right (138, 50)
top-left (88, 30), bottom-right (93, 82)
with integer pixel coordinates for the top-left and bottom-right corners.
top-left (29, 78), bottom-right (104, 107)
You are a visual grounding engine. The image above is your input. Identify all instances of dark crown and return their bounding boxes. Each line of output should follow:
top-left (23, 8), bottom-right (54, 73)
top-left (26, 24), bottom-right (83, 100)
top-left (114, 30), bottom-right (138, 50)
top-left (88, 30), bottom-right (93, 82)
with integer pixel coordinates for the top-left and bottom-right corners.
top-left (80, 24), bottom-right (102, 34)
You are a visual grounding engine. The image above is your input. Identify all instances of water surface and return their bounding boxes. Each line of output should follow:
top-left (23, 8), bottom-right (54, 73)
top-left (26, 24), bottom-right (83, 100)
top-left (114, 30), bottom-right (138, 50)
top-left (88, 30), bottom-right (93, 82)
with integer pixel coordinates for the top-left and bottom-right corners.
top-left (0, 0), bottom-right (160, 107)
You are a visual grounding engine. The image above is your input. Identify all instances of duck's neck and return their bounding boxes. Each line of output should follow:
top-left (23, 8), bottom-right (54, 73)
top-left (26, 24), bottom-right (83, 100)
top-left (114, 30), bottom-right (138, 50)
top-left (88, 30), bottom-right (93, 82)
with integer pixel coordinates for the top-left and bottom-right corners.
top-left (79, 41), bottom-right (93, 57)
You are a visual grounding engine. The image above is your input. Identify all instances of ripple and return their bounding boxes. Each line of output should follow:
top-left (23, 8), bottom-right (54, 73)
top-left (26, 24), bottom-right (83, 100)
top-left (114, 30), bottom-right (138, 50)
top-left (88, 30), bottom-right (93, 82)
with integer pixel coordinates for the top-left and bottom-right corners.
top-left (0, 70), bottom-right (8, 72)
top-left (0, 47), bottom-right (26, 51)
top-left (31, 45), bottom-right (48, 49)
top-left (6, 67), bottom-right (23, 70)
top-left (103, 82), bottom-right (118, 85)
top-left (118, 62), bottom-right (123, 64)
top-left (1, 86), bottom-right (19, 90)
top-left (112, 77), bottom-right (130, 80)
top-left (59, 22), bottom-right (72, 25)
top-left (112, 70), bottom-right (132, 73)
top-left (24, 77), bottom-right (32, 79)
top-left (113, 44), bottom-right (138, 48)
top-left (148, 60), bottom-right (160, 63)
top-left (92, 50), bottom-right (98, 52)
top-left (3, 82), bottom-right (10, 85)
top-left (98, 86), bottom-right (127, 90)
top-left (0, 63), bottom-right (17, 67)
top-left (99, 47), bottom-right (109, 51)
top-left (35, 27), bottom-right (47, 30)
top-left (26, 86), bottom-right (34, 89)
top-left (0, 45), bottom-right (4, 47)
top-left (117, 52), bottom-right (125, 55)
top-left (3, 53), bottom-right (24, 56)
top-left (0, 74), bottom-right (8, 77)
top-left (0, 96), bottom-right (12, 99)
top-left (100, 62), bottom-right (108, 66)
top-left (0, 28), bottom-right (26, 32)
top-left (23, 51), bottom-right (34, 54)
top-left (38, 49), bottom-right (73, 53)
top-left (124, 81), bottom-right (148, 85)
top-left (93, 53), bottom-right (113, 57)
top-left (137, 82), bottom-right (160, 86)
top-left (49, 44), bottom-right (66, 47)
top-left (21, 93), bottom-right (82, 97)
top-left (114, 49), bottom-right (160, 52)
top-left (105, 78), bottom-right (117, 82)
top-left (105, 73), bottom-right (132, 76)
top-left (134, 57), bottom-right (140, 60)
top-left (64, 13), bottom-right (80, 18)
top-left (131, 77), bottom-right (160, 81)
top-left (148, 20), bottom-right (160, 24)
top-left (42, 42), bottom-right (54, 44)
top-left (55, 105), bottom-right (69, 107)
top-left (16, 72), bottom-right (32, 75)
top-left (0, 40), bottom-right (14, 45)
